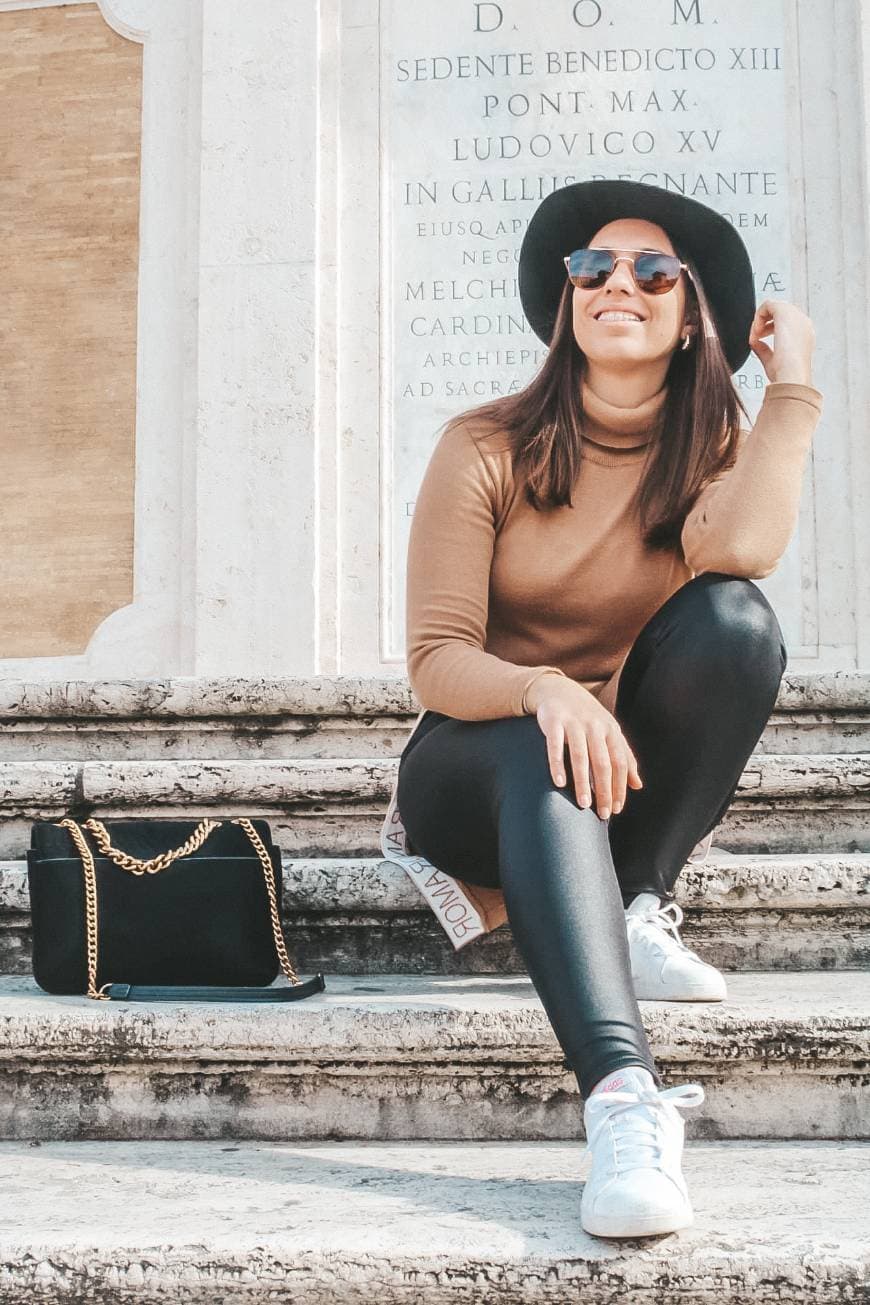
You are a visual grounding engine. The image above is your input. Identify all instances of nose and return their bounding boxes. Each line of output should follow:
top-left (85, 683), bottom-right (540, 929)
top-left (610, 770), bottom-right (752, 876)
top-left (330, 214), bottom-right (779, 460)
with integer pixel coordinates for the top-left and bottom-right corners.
top-left (603, 257), bottom-right (638, 293)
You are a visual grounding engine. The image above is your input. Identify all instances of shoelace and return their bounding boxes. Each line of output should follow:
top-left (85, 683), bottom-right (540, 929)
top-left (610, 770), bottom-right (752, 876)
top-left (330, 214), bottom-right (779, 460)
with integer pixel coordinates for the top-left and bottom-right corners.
top-left (627, 899), bottom-right (707, 964)
top-left (585, 1082), bottom-right (705, 1171)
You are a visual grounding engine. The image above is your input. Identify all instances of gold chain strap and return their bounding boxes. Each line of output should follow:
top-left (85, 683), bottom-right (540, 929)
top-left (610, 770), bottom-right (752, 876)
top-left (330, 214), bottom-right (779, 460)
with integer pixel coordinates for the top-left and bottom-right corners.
top-left (58, 818), bottom-right (107, 1000)
top-left (233, 818), bottom-right (300, 987)
top-left (57, 817), bottom-right (301, 999)
top-left (82, 817), bottom-right (221, 875)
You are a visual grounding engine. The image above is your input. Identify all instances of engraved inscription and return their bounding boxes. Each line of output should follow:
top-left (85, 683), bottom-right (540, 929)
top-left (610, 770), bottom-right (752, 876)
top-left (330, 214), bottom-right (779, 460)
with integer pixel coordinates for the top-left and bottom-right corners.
top-left (385, 0), bottom-right (789, 648)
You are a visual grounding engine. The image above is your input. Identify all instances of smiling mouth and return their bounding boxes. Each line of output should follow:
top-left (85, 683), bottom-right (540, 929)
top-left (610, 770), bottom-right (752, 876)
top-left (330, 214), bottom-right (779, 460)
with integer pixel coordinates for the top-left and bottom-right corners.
top-left (594, 313), bottom-right (645, 323)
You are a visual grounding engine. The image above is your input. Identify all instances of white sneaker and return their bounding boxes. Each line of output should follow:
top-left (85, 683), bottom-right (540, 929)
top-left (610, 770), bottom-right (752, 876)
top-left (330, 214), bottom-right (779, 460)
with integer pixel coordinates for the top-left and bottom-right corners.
top-left (581, 1066), bottom-right (705, 1238)
top-left (625, 892), bottom-right (727, 1001)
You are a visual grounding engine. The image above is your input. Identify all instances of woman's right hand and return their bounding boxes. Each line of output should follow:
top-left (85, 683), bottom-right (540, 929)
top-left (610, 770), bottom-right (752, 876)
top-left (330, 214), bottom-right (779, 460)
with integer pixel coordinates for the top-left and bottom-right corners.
top-left (525, 673), bottom-right (643, 820)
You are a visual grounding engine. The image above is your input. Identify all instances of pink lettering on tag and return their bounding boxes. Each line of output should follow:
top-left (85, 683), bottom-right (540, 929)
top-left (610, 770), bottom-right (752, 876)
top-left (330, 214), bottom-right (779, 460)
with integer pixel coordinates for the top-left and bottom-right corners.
top-left (430, 882), bottom-right (461, 906)
top-left (435, 897), bottom-right (469, 924)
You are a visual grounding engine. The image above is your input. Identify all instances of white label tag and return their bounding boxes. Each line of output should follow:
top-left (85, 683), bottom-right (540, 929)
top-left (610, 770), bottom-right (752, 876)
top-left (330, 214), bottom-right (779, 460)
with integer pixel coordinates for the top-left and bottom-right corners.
top-left (379, 771), bottom-right (486, 951)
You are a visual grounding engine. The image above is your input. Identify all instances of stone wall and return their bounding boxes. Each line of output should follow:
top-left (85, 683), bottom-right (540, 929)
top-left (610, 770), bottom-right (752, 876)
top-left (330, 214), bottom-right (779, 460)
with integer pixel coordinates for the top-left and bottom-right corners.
top-left (0, 0), bottom-right (867, 683)
top-left (0, 1), bottom-right (140, 656)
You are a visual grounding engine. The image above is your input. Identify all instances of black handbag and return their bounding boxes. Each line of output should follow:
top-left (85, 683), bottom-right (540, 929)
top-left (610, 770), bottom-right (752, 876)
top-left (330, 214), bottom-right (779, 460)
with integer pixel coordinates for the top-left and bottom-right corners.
top-left (27, 816), bottom-right (326, 1002)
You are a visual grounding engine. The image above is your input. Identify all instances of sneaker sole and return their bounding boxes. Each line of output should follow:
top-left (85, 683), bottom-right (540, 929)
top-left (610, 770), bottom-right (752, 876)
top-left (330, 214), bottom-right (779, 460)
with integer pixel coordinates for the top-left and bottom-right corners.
top-left (581, 1203), bottom-right (695, 1238)
top-left (634, 990), bottom-right (726, 1001)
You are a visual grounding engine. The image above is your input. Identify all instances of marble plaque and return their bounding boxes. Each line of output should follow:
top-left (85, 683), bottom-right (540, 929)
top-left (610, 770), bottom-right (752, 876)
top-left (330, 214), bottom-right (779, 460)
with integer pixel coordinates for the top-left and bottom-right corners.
top-left (384, 0), bottom-right (789, 654)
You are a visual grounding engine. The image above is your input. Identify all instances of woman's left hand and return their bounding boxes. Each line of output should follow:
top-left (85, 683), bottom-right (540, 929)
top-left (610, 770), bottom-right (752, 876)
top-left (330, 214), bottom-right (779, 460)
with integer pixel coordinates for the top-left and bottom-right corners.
top-left (748, 299), bottom-right (816, 385)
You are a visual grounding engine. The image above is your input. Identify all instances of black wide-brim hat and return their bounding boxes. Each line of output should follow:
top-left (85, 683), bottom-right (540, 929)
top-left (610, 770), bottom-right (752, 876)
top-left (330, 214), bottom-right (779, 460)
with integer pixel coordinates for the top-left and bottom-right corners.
top-left (518, 179), bottom-right (756, 374)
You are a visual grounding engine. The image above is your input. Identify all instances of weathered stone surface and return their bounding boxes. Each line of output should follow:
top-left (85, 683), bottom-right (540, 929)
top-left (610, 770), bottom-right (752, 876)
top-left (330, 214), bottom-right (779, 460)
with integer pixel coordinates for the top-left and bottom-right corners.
top-left (0, 711), bottom-right (862, 763)
top-left (0, 1138), bottom-right (866, 1303)
top-left (77, 758), bottom-right (387, 804)
top-left (53, 752), bottom-right (867, 806)
top-left (0, 674), bottom-right (866, 765)
top-left (0, 675), bottom-right (415, 720)
top-left (0, 763), bottom-right (77, 815)
top-left (0, 755), bottom-right (868, 860)
top-left (0, 972), bottom-right (866, 1142)
top-left (4, 854), bottom-right (869, 974)
top-left (0, 671), bottom-right (866, 719)
top-left (272, 907), bottom-right (870, 976)
top-left (8, 851), bottom-right (870, 913)
top-left (675, 853), bottom-right (870, 907)
top-left (0, 716), bottom-right (416, 763)
top-left (0, 863), bottom-right (29, 912)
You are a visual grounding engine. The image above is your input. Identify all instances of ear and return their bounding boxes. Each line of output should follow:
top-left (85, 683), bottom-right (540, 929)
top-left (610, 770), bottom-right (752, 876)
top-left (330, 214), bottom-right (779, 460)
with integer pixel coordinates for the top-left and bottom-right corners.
top-left (682, 312), bottom-right (700, 343)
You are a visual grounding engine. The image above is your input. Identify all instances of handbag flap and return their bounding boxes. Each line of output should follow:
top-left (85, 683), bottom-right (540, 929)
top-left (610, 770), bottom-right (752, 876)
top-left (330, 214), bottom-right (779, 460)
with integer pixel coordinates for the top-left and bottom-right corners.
top-left (30, 818), bottom-right (275, 863)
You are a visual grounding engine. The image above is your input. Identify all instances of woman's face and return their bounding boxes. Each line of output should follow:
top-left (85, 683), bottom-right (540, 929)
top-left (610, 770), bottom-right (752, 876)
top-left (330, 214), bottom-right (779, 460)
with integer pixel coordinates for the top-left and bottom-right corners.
top-left (570, 218), bottom-right (693, 370)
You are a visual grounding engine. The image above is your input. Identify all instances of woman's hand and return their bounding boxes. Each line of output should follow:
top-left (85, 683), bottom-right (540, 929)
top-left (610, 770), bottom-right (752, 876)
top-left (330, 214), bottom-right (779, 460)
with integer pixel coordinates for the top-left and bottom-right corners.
top-left (525, 674), bottom-right (643, 820)
top-left (748, 299), bottom-right (816, 385)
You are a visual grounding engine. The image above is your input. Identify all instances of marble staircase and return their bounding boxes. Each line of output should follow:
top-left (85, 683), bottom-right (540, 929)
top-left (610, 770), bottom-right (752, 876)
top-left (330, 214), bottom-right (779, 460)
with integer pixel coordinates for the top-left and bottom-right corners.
top-left (0, 675), bottom-right (867, 1302)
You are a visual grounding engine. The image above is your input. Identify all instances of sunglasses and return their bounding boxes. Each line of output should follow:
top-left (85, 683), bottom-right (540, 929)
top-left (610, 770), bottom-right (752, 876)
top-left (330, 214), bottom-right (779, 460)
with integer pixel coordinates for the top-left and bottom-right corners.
top-left (563, 247), bottom-right (693, 295)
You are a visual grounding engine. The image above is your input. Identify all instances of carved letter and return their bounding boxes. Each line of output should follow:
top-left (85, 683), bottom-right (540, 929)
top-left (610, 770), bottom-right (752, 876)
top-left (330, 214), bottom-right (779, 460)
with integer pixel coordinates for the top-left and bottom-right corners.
top-left (474, 3), bottom-right (502, 33)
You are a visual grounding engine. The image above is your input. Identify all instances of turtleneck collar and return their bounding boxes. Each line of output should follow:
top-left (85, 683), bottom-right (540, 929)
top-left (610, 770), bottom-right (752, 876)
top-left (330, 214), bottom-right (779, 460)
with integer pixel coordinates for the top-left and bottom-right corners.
top-left (580, 375), bottom-right (669, 462)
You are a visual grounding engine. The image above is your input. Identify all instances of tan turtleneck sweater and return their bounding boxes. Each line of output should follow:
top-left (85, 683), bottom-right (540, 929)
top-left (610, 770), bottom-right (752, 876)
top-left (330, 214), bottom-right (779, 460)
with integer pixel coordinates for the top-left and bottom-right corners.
top-left (404, 377), bottom-right (823, 721)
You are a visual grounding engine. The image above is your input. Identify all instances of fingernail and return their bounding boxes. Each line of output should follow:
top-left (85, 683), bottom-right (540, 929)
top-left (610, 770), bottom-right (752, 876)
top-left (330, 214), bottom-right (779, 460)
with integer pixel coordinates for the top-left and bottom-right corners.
top-left (580, 796), bottom-right (591, 808)
top-left (555, 773), bottom-right (565, 786)
top-left (612, 802), bottom-right (622, 814)
top-left (600, 808), bottom-right (610, 820)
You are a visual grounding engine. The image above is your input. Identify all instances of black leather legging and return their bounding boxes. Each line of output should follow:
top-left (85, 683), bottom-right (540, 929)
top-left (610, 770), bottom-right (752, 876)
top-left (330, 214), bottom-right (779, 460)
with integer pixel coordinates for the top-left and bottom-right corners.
top-left (396, 573), bottom-right (788, 1100)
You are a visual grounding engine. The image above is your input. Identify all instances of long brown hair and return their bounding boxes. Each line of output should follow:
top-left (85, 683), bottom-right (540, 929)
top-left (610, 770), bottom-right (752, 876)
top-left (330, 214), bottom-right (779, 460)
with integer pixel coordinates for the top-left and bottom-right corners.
top-left (441, 235), bottom-right (752, 551)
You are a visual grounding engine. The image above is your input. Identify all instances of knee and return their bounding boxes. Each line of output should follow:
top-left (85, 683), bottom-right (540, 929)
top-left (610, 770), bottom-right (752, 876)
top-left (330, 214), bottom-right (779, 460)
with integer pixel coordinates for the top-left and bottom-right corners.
top-left (675, 573), bottom-right (787, 680)
top-left (495, 719), bottom-right (611, 830)
top-left (489, 715), bottom-right (593, 813)
top-left (496, 714), bottom-right (556, 790)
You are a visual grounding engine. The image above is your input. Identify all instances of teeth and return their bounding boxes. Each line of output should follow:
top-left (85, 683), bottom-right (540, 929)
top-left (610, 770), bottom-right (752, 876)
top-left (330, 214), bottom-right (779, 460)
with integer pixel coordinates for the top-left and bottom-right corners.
top-left (597, 311), bottom-right (643, 322)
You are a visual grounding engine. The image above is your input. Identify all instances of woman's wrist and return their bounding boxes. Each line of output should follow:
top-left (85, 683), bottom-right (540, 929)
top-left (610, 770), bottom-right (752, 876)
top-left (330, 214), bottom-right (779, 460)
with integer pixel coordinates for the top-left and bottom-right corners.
top-left (523, 670), bottom-right (568, 714)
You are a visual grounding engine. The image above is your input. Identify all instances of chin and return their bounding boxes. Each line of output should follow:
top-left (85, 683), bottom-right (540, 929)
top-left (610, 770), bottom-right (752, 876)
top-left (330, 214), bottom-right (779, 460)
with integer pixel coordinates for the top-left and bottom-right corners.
top-left (578, 343), bottom-right (647, 361)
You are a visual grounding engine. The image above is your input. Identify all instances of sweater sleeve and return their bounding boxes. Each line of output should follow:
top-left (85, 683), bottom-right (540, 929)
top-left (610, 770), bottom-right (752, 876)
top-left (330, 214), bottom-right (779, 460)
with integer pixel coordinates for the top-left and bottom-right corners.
top-left (680, 381), bottom-right (824, 579)
top-left (405, 420), bottom-right (568, 720)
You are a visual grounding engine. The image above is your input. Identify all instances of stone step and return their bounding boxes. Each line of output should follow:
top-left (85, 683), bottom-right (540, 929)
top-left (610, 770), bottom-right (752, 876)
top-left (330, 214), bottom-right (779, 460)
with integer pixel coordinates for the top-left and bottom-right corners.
top-left (0, 1137), bottom-right (866, 1303)
top-left (0, 752), bottom-right (868, 858)
top-left (0, 672), bottom-right (867, 759)
top-left (3, 852), bottom-right (869, 975)
top-left (0, 971), bottom-right (866, 1142)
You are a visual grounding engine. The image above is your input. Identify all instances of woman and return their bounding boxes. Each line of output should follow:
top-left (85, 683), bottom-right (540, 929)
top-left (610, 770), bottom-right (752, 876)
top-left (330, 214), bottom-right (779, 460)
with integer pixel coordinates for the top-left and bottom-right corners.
top-left (383, 179), bottom-right (822, 1239)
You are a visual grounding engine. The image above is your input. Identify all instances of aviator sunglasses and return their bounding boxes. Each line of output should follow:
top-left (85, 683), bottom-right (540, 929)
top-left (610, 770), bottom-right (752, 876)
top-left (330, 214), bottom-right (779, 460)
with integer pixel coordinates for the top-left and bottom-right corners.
top-left (563, 247), bottom-right (694, 295)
